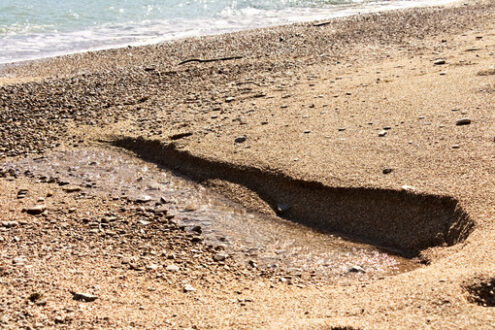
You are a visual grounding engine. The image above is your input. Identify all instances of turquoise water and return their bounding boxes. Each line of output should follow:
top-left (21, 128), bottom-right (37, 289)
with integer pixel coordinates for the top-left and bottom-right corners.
top-left (0, 0), bottom-right (453, 64)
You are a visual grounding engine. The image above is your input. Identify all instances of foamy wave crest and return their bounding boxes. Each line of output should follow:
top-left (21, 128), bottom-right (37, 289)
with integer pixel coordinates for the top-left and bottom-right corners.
top-left (0, 0), bottom-right (457, 64)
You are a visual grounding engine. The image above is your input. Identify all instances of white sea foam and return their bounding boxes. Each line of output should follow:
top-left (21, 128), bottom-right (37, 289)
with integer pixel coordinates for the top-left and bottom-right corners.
top-left (0, 0), bottom-right (457, 64)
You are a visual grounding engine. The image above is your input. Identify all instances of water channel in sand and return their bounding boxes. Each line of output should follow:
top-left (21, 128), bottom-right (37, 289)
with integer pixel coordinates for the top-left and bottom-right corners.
top-left (2, 146), bottom-right (420, 280)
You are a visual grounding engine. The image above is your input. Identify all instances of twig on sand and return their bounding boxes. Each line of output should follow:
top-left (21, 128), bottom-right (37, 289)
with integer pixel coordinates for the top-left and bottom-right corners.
top-left (313, 21), bottom-right (332, 27)
top-left (178, 56), bottom-right (243, 65)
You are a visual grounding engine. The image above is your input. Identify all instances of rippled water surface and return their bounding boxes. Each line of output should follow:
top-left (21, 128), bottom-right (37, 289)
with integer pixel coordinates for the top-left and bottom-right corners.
top-left (0, 0), bottom-right (454, 64)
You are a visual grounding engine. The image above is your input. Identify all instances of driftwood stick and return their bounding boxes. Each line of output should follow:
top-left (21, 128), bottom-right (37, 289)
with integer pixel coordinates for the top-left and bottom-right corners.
top-left (313, 21), bottom-right (332, 27)
top-left (178, 56), bottom-right (243, 65)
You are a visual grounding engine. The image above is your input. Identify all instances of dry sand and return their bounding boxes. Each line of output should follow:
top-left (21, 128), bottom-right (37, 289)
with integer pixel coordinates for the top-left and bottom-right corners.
top-left (1, 0), bottom-right (495, 328)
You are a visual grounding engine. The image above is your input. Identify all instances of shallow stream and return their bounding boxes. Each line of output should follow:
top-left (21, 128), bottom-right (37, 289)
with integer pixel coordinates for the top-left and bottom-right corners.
top-left (3, 146), bottom-right (419, 280)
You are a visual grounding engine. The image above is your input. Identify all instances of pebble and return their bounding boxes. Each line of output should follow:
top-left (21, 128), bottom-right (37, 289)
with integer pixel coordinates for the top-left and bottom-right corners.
top-left (456, 118), bottom-right (471, 126)
top-left (452, 144), bottom-right (460, 149)
top-left (183, 284), bottom-right (196, 293)
top-left (382, 168), bottom-right (393, 175)
top-left (338, 128), bottom-right (346, 132)
top-left (26, 205), bottom-right (46, 215)
top-left (225, 97), bottom-right (235, 103)
top-left (348, 265), bottom-right (366, 273)
top-left (166, 264), bottom-right (180, 272)
top-left (170, 132), bottom-right (193, 140)
top-left (190, 236), bottom-right (203, 243)
top-left (135, 195), bottom-right (152, 203)
top-left (434, 59), bottom-right (446, 65)
top-left (146, 264), bottom-right (159, 271)
top-left (303, 130), bottom-right (311, 134)
top-left (276, 203), bottom-right (290, 214)
top-left (378, 130), bottom-right (388, 137)
top-left (12, 257), bottom-right (26, 265)
top-left (213, 252), bottom-right (228, 262)
top-left (234, 136), bottom-right (247, 144)
top-left (63, 186), bottom-right (82, 193)
top-left (70, 292), bottom-right (98, 302)
top-left (1, 220), bottom-right (18, 228)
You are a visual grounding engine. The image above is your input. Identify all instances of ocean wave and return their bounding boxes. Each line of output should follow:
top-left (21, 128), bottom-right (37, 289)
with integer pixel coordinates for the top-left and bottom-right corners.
top-left (0, 0), bottom-right (457, 64)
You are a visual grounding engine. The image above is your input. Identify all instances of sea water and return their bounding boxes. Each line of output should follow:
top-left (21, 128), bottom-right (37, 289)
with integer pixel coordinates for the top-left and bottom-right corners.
top-left (0, 0), bottom-right (454, 64)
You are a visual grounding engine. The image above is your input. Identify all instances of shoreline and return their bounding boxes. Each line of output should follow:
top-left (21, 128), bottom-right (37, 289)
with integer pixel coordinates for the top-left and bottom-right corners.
top-left (1, 0), bottom-right (495, 328)
top-left (0, 0), bottom-right (460, 68)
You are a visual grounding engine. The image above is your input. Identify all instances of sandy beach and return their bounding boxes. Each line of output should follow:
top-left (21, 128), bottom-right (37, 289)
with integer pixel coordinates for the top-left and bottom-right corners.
top-left (1, 0), bottom-right (495, 328)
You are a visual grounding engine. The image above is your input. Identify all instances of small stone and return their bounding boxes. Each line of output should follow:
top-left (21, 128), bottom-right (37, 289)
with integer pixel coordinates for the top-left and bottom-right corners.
top-left (234, 136), bottom-right (246, 143)
top-left (146, 264), bottom-right (159, 271)
top-left (191, 225), bottom-right (202, 234)
top-left (2, 221), bottom-right (18, 228)
top-left (170, 132), bottom-right (193, 140)
top-left (303, 130), bottom-right (311, 134)
top-left (183, 284), bottom-right (196, 293)
top-left (348, 265), bottom-right (365, 273)
top-left (276, 203), bottom-right (290, 214)
top-left (434, 59), bottom-right (446, 65)
top-left (383, 126), bottom-right (392, 130)
top-left (63, 186), bottom-right (82, 193)
top-left (12, 257), bottom-right (26, 265)
top-left (338, 128), bottom-right (346, 132)
top-left (213, 252), bottom-right (228, 262)
top-left (378, 130), bottom-right (388, 137)
top-left (456, 118), bottom-right (471, 126)
top-left (26, 205), bottom-right (46, 215)
top-left (382, 168), bottom-right (393, 175)
top-left (139, 220), bottom-right (151, 226)
top-left (166, 264), bottom-right (180, 272)
top-left (452, 144), bottom-right (460, 149)
top-left (191, 236), bottom-right (203, 243)
top-left (135, 195), bottom-right (152, 203)
top-left (154, 207), bottom-right (168, 215)
top-left (225, 97), bottom-right (235, 103)
top-left (70, 292), bottom-right (98, 302)
top-left (18, 188), bottom-right (28, 195)
top-left (28, 292), bottom-right (43, 302)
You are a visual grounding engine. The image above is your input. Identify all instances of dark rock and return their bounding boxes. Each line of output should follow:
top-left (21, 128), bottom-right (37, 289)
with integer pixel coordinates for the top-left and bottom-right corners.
top-left (276, 203), bottom-right (290, 214)
top-left (383, 168), bottom-right (393, 174)
top-left (170, 132), bottom-right (193, 140)
top-left (26, 205), bottom-right (46, 215)
top-left (234, 136), bottom-right (246, 143)
top-left (456, 118), bottom-right (471, 126)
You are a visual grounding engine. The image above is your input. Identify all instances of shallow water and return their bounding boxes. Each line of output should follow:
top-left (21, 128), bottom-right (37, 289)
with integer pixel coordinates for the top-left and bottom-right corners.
top-left (2, 146), bottom-right (419, 280)
top-left (0, 0), bottom-right (455, 64)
